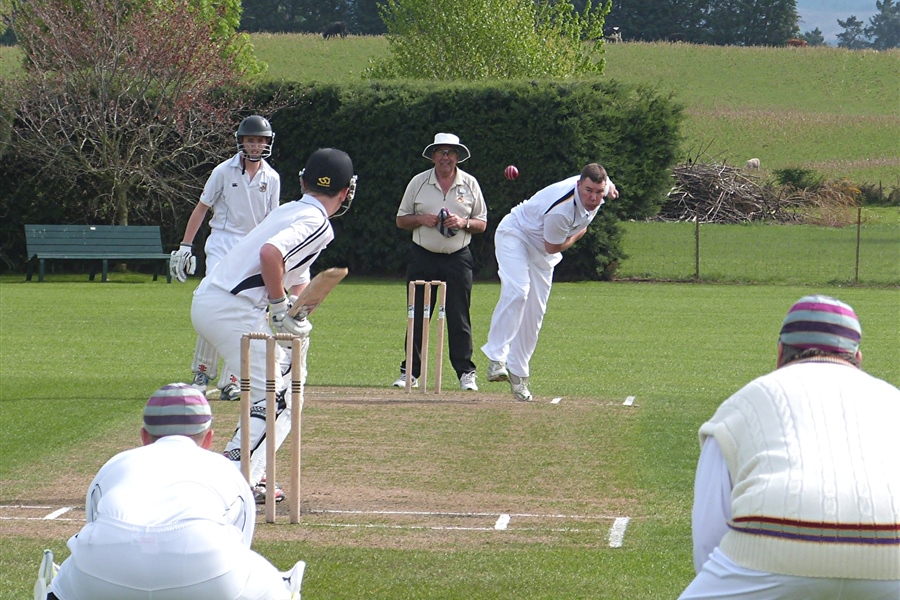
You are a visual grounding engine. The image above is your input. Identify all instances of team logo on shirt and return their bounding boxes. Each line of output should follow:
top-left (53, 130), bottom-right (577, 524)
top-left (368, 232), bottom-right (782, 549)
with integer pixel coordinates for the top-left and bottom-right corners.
top-left (260, 183), bottom-right (268, 192)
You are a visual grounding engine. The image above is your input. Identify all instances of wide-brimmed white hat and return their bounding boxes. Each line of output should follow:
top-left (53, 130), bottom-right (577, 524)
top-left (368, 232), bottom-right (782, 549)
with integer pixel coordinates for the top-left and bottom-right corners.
top-left (422, 133), bottom-right (470, 163)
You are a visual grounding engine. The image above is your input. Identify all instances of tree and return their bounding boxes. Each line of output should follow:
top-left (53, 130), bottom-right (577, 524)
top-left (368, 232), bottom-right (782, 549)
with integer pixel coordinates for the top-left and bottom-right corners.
top-left (351, 0), bottom-right (387, 35)
top-left (866, 0), bottom-right (900, 49)
top-left (0, 0), bottom-right (16, 44)
top-left (367, 0), bottom-right (611, 80)
top-left (607, 0), bottom-right (711, 43)
top-left (240, 0), bottom-right (306, 33)
top-left (703, 0), bottom-right (799, 46)
top-left (801, 27), bottom-right (825, 46)
top-left (239, 0), bottom-right (386, 35)
top-left (836, 15), bottom-right (870, 49)
top-left (1, 0), bottom-right (272, 226)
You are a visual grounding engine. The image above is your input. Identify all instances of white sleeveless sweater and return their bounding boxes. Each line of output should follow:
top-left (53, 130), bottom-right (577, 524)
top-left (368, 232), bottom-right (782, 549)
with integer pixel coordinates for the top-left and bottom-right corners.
top-left (699, 360), bottom-right (900, 579)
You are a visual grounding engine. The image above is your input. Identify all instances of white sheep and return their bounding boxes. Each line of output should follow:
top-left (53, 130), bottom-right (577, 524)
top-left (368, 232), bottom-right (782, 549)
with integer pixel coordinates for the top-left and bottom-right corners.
top-left (746, 158), bottom-right (760, 169)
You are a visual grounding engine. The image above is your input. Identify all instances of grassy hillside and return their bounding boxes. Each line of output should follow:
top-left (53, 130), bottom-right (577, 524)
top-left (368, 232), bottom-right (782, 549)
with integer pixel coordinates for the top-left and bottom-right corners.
top-left (250, 34), bottom-right (899, 186)
top-left (602, 43), bottom-right (899, 186)
top-left (3, 35), bottom-right (898, 186)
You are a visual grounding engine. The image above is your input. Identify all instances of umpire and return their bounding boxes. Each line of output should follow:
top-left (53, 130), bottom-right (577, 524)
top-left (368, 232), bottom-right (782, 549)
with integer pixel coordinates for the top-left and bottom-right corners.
top-left (392, 133), bottom-right (488, 391)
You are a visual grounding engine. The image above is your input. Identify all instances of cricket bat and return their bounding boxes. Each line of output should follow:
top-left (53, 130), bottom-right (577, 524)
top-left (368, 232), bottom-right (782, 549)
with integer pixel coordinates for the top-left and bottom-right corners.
top-left (288, 267), bottom-right (348, 319)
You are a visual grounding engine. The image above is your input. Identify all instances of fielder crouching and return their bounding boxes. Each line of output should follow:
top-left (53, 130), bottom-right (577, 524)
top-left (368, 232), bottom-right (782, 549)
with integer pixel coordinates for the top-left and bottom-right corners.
top-left (191, 148), bottom-right (357, 503)
top-left (42, 384), bottom-right (305, 600)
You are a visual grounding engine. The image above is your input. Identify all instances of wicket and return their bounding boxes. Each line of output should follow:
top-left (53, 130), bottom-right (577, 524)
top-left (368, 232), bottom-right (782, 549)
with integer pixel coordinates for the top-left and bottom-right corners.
top-left (240, 332), bottom-right (303, 524)
top-left (405, 280), bottom-right (447, 394)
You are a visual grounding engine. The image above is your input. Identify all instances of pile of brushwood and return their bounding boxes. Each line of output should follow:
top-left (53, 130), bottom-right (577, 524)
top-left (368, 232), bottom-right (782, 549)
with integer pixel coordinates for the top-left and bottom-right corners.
top-left (655, 162), bottom-right (858, 226)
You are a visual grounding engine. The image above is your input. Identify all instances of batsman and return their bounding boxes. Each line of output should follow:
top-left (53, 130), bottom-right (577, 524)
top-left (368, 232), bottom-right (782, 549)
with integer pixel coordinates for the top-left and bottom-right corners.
top-left (171, 115), bottom-right (281, 401)
top-left (191, 148), bottom-right (357, 503)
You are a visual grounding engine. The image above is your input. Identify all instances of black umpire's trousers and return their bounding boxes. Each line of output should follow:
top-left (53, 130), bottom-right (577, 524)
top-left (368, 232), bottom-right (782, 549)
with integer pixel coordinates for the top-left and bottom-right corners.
top-left (400, 243), bottom-right (477, 379)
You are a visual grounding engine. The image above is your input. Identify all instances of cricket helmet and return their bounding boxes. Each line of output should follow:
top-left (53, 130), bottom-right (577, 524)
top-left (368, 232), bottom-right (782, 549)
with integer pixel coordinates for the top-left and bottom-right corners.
top-left (235, 115), bottom-right (275, 161)
top-left (300, 148), bottom-right (358, 218)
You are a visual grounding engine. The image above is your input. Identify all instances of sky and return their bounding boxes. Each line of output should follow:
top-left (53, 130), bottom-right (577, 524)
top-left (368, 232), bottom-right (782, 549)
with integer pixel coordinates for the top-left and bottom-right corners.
top-left (796, 0), bottom-right (878, 44)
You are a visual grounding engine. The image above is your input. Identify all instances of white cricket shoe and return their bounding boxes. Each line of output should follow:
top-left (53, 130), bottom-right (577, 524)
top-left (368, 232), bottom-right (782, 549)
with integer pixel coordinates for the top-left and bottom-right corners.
top-left (281, 560), bottom-right (306, 599)
top-left (219, 382), bottom-right (241, 401)
top-left (253, 479), bottom-right (285, 504)
top-left (509, 373), bottom-right (533, 402)
top-left (190, 371), bottom-right (210, 392)
top-left (459, 371), bottom-right (478, 391)
top-left (487, 360), bottom-right (509, 382)
top-left (33, 549), bottom-right (59, 600)
top-left (391, 372), bottom-right (418, 389)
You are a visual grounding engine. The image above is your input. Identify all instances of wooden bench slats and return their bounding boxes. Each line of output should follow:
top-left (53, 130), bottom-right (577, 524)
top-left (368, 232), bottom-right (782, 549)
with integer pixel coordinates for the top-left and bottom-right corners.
top-left (25, 224), bottom-right (172, 283)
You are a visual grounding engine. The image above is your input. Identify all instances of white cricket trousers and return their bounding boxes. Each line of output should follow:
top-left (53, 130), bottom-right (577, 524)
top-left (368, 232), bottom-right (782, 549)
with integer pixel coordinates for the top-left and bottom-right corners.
top-left (680, 548), bottom-right (900, 599)
top-left (191, 287), bottom-right (306, 486)
top-left (192, 231), bottom-right (243, 389)
top-left (481, 217), bottom-right (560, 378)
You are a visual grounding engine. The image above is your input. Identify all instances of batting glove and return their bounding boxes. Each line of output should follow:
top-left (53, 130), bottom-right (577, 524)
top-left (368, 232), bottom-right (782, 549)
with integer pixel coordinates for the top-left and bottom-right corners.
top-left (268, 295), bottom-right (313, 339)
top-left (169, 243), bottom-right (196, 283)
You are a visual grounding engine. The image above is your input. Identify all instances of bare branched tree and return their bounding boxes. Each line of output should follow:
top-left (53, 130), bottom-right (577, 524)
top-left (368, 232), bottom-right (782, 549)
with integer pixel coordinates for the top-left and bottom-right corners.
top-left (1, 0), bottom-right (272, 226)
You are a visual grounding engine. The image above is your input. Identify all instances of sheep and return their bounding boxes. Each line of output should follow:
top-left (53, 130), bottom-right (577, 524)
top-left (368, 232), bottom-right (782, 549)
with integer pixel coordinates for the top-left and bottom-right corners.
top-left (746, 158), bottom-right (760, 169)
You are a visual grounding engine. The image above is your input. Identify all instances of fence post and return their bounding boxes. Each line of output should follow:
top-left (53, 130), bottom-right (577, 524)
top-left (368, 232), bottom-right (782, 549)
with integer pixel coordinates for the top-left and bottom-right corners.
top-left (855, 207), bottom-right (861, 285)
top-left (694, 217), bottom-right (700, 280)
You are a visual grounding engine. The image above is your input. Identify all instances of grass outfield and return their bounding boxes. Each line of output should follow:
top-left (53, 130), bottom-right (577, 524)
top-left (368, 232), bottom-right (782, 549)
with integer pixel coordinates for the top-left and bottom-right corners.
top-left (619, 206), bottom-right (900, 286)
top-left (1, 277), bottom-right (898, 598)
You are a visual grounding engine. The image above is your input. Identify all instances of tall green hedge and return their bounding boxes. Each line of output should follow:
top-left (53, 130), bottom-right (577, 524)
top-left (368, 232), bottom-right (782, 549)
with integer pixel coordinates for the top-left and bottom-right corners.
top-left (0, 79), bottom-right (681, 280)
top-left (264, 79), bottom-right (682, 280)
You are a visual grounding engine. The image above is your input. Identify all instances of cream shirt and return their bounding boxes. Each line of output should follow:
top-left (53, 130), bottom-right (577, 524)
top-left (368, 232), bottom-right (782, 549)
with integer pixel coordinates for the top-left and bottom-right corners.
top-left (397, 167), bottom-right (487, 254)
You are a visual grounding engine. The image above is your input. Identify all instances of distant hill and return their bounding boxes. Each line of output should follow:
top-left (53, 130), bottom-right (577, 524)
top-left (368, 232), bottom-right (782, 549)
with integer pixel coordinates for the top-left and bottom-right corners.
top-left (250, 35), bottom-right (899, 186)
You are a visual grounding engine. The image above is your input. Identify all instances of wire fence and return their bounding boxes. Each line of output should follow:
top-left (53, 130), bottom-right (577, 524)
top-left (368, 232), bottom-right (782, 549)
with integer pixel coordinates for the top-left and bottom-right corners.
top-left (617, 208), bottom-right (900, 287)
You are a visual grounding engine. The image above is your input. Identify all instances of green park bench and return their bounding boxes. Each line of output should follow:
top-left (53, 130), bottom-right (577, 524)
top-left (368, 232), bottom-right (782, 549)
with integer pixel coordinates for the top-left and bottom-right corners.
top-left (24, 224), bottom-right (172, 283)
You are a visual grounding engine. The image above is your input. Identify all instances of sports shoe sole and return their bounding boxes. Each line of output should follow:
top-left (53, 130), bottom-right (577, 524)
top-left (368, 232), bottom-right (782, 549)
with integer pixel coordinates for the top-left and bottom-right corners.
top-left (487, 361), bottom-right (509, 382)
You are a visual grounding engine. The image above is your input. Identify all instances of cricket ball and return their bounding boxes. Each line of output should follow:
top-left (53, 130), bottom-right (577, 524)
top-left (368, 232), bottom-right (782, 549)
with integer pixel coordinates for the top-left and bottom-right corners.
top-left (504, 165), bottom-right (519, 181)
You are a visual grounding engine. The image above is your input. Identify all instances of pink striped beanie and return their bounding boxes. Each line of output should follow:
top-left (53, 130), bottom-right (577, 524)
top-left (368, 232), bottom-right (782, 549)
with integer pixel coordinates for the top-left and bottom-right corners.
top-left (779, 295), bottom-right (861, 354)
top-left (143, 383), bottom-right (212, 437)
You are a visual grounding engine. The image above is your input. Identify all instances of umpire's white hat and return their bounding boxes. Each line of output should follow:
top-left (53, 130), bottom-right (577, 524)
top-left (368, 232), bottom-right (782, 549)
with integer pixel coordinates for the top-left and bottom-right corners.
top-left (423, 133), bottom-right (470, 163)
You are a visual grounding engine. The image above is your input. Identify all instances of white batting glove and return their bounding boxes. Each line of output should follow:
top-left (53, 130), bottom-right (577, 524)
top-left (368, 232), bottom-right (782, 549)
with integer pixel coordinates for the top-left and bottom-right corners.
top-left (169, 243), bottom-right (196, 283)
top-left (268, 296), bottom-right (313, 339)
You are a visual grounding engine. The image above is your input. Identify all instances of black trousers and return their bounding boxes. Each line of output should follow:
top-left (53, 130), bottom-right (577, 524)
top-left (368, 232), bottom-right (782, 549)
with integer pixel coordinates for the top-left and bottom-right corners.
top-left (400, 243), bottom-right (476, 379)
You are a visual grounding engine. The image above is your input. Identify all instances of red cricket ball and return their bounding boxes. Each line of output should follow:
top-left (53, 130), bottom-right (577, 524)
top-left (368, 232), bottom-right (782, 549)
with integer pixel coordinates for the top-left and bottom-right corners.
top-left (504, 165), bottom-right (519, 180)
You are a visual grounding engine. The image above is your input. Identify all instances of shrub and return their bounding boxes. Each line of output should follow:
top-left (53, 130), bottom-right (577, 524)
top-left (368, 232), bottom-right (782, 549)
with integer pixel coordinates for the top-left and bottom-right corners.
top-left (773, 167), bottom-right (823, 190)
top-left (260, 79), bottom-right (681, 280)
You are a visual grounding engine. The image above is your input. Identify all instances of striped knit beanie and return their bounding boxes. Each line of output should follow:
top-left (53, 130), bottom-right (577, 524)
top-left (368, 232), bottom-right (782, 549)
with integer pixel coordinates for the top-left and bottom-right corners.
top-left (779, 295), bottom-right (861, 354)
top-left (143, 383), bottom-right (212, 437)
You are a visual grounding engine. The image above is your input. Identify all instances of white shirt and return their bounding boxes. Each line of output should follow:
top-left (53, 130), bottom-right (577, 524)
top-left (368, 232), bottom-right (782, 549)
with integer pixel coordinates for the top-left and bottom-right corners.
top-left (201, 154), bottom-right (281, 237)
top-left (51, 436), bottom-right (256, 597)
top-left (199, 195), bottom-right (333, 308)
top-left (507, 175), bottom-right (609, 254)
top-left (691, 436), bottom-right (733, 573)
